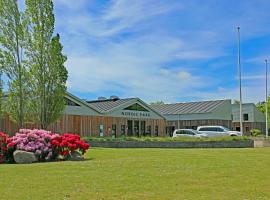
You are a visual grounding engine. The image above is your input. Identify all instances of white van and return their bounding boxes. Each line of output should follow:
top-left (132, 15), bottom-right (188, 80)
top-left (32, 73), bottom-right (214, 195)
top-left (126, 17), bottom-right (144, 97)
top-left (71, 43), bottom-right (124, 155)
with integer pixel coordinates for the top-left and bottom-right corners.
top-left (197, 126), bottom-right (242, 137)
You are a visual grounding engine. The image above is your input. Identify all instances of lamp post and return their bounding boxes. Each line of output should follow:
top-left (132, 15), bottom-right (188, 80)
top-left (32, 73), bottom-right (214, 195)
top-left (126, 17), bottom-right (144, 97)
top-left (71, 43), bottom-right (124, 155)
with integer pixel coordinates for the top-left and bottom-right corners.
top-left (237, 27), bottom-right (243, 134)
top-left (265, 59), bottom-right (268, 138)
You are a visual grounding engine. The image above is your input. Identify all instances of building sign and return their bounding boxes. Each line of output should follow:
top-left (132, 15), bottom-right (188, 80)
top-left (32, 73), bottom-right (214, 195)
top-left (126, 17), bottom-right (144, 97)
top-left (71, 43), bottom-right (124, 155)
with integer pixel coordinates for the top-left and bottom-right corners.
top-left (121, 111), bottom-right (150, 118)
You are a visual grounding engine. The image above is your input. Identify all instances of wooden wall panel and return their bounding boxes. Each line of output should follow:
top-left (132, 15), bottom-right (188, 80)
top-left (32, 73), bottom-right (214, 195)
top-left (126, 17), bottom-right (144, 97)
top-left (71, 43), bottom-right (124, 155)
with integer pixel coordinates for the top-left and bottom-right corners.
top-left (0, 114), bottom-right (167, 136)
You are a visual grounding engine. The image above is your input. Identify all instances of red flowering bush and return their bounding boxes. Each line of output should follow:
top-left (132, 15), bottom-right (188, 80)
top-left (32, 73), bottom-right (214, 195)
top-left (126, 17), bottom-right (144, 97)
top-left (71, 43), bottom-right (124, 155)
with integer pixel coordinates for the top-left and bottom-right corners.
top-left (0, 132), bottom-right (14, 163)
top-left (0, 132), bottom-right (8, 163)
top-left (50, 133), bottom-right (89, 159)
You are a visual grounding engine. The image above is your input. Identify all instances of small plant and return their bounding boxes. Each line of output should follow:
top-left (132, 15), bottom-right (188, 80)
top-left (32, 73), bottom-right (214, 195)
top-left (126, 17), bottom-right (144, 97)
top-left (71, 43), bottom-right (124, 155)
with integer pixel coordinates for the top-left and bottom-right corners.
top-left (250, 129), bottom-right (262, 137)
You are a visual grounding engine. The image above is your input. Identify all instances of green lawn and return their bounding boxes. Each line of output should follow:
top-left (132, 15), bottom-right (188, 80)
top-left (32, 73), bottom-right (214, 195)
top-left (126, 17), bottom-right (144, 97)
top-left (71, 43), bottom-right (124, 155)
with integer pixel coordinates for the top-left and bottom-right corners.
top-left (0, 148), bottom-right (270, 200)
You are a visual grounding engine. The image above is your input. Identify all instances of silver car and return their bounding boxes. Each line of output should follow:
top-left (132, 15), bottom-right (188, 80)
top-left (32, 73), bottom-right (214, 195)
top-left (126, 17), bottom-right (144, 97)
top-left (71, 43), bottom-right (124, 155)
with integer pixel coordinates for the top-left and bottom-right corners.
top-left (197, 126), bottom-right (242, 137)
top-left (172, 129), bottom-right (208, 138)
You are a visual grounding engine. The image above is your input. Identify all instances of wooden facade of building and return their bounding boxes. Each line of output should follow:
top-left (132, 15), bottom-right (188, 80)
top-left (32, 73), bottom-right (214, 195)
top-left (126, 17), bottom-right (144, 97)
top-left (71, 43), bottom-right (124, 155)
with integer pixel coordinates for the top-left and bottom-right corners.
top-left (1, 94), bottom-right (265, 137)
top-left (232, 122), bottom-right (265, 135)
top-left (0, 93), bottom-right (166, 136)
top-left (0, 114), bottom-right (166, 137)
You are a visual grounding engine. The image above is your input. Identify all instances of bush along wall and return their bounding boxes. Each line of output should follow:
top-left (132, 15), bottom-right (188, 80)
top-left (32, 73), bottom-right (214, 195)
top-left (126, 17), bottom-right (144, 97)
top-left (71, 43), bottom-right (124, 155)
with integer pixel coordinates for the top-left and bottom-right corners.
top-left (0, 129), bottom-right (90, 164)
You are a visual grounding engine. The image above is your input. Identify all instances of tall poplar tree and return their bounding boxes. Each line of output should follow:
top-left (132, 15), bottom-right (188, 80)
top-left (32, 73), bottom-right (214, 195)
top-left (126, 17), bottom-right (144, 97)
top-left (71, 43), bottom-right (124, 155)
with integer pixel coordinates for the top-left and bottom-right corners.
top-left (0, 52), bottom-right (3, 117)
top-left (42, 34), bottom-right (67, 128)
top-left (0, 0), bottom-right (29, 127)
top-left (0, 70), bottom-right (2, 118)
top-left (25, 0), bottom-right (68, 129)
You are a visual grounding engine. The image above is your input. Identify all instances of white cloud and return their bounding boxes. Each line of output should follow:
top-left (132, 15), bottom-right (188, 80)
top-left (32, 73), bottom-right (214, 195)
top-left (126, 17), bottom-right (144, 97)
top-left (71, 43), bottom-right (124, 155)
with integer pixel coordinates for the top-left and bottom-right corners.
top-left (177, 71), bottom-right (191, 80)
top-left (52, 0), bottom-right (270, 103)
top-left (66, 36), bottom-right (208, 102)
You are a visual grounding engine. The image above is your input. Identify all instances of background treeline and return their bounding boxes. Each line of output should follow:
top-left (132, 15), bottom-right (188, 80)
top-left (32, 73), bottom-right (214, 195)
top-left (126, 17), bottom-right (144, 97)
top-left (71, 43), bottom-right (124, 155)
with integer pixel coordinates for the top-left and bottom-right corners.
top-left (0, 0), bottom-right (68, 129)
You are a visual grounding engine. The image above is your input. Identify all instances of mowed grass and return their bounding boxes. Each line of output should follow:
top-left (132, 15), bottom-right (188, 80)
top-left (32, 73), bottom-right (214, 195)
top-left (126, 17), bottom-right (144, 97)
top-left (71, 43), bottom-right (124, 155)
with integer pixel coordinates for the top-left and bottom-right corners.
top-left (1, 148), bottom-right (270, 200)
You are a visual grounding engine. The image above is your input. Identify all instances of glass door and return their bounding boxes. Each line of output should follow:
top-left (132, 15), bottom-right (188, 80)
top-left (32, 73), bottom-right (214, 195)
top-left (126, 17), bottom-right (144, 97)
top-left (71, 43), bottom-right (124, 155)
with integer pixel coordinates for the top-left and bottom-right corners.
top-left (134, 121), bottom-right (139, 137)
top-left (140, 121), bottom-right (146, 136)
top-left (127, 120), bottom-right (133, 136)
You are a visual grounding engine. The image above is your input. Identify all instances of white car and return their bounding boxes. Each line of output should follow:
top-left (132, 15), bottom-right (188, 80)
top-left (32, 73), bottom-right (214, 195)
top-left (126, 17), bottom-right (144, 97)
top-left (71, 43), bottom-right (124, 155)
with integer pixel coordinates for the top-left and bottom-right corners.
top-left (196, 126), bottom-right (242, 137)
top-left (172, 129), bottom-right (208, 138)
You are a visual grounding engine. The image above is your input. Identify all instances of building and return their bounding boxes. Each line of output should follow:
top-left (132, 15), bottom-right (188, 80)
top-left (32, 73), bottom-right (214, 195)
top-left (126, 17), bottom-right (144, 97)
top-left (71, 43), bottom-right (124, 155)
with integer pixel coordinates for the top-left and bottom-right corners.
top-left (151, 100), bottom-right (232, 136)
top-left (0, 93), bottom-right (266, 136)
top-left (152, 100), bottom-right (266, 135)
top-left (0, 92), bottom-right (166, 136)
top-left (53, 93), bottom-right (167, 136)
top-left (232, 103), bottom-right (266, 134)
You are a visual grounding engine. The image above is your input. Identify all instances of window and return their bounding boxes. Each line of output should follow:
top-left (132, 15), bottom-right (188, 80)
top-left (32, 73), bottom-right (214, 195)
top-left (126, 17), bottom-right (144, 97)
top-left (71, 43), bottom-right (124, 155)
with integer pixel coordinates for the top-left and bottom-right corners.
top-left (155, 126), bottom-right (158, 136)
top-left (166, 126), bottom-right (175, 137)
top-left (199, 127), bottom-right (215, 131)
top-left (245, 127), bottom-right (249, 132)
top-left (65, 98), bottom-right (80, 106)
top-left (176, 130), bottom-right (185, 135)
top-left (121, 125), bottom-right (126, 135)
top-left (99, 124), bottom-right (104, 137)
top-left (112, 124), bottom-right (116, 137)
top-left (127, 121), bottom-right (133, 136)
top-left (141, 121), bottom-right (146, 136)
top-left (186, 130), bottom-right (195, 135)
top-left (147, 125), bottom-right (152, 136)
top-left (216, 128), bottom-right (225, 132)
top-left (198, 127), bottom-right (224, 132)
top-left (243, 114), bottom-right (249, 121)
top-left (124, 103), bottom-right (149, 112)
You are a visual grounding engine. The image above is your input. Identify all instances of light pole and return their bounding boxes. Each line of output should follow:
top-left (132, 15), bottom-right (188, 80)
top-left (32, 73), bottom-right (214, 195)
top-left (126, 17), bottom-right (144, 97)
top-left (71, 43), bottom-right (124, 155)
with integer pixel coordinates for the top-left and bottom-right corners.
top-left (265, 59), bottom-right (268, 138)
top-left (237, 27), bottom-right (243, 134)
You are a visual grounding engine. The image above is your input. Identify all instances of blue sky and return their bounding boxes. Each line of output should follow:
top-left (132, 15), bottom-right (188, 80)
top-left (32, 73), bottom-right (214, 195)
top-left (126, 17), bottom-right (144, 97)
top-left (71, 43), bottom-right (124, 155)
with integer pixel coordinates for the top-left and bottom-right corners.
top-left (52, 0), bottom-right (270, 103)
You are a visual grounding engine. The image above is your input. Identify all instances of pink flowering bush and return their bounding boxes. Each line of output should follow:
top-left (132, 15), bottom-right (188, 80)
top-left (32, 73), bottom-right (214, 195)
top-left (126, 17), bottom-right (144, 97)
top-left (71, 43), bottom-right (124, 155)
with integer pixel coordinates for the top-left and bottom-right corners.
top-left (8, 129), bottom-right (60, 161)
top-left (1, 129), bottom-right (90, 164)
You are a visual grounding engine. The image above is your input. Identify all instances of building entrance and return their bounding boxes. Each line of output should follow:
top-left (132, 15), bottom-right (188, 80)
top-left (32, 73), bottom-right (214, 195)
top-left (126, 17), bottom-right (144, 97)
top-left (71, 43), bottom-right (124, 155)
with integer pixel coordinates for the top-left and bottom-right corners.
top-left (127, 120), bottom-right (146, 136)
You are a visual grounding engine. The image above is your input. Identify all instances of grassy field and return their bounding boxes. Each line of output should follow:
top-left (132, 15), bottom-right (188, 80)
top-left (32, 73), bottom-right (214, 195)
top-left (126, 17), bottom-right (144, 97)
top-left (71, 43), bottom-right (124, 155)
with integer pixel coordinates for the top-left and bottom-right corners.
top-left (0, 148), bottom-right (270, 200)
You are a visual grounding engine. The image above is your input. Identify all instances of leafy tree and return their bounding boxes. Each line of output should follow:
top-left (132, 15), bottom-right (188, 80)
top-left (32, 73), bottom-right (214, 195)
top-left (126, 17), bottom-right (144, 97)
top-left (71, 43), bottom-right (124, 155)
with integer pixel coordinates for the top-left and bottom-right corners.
top-left (150, 101), bottom-right (165, 106)
top-left (0, 71), bottom-right (2, 117)
top-left (42, 34), bottom-right (67, 128)
top-left (232, 100), bottom-right (240, 104)
top-left (25, 0), bottom-right (67, 129)
top-left (256, 97), bottom-right (270, 127)
top-left (0, 0), bottom-right (29, 128)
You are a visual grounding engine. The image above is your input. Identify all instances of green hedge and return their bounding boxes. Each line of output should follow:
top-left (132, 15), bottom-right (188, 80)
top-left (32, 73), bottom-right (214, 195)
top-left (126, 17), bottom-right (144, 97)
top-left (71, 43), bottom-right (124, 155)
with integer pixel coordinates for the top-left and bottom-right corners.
top-left (83, 136), bottom-right (250, 142)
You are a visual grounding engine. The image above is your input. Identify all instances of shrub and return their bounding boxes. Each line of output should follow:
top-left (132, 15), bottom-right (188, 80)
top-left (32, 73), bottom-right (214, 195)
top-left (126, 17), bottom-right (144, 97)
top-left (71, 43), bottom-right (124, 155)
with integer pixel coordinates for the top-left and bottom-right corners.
top-left (0, 132), bottom-right (8, 163)
top-left (7, 129), bottom-right (60, 161)
top-left (51, 133), bottom-right (89, 159)
top-left (250, 129), bottom-right (262, 137)
top-left (2, 129), bottom-right (90, 163)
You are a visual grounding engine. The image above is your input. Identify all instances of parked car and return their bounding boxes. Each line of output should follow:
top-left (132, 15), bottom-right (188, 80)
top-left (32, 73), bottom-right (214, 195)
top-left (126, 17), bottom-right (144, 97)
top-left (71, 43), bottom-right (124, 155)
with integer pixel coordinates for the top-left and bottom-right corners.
top-left (196, 126), bottom-right (242, 137)
top-left (172, 129), bottom-right (208, 138)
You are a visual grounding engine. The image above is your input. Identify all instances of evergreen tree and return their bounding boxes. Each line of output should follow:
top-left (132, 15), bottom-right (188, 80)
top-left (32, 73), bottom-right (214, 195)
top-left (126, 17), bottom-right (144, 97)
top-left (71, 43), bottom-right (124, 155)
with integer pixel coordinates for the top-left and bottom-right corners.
top-left (0, 0), bottom-right (29, 127)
